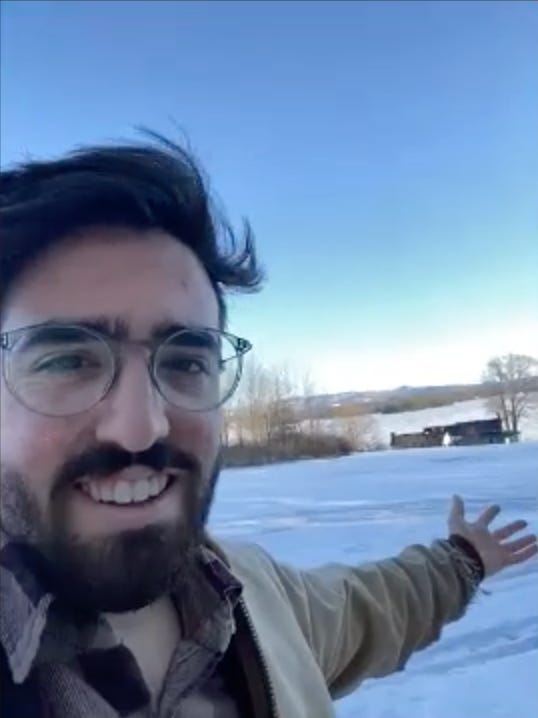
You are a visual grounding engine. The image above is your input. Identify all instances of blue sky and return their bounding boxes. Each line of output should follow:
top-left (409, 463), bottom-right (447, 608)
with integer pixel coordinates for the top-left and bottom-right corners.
top-left (2, 0), bottom-right (537, 392)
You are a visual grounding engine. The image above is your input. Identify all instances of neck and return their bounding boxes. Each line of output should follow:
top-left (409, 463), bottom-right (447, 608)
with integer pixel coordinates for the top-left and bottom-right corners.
top-left (104, 595), bottom-right (181, 704)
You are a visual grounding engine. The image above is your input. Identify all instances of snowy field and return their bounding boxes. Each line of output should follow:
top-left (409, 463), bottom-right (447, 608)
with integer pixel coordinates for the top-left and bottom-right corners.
top-left (210, 442), bottom-right (538, 718)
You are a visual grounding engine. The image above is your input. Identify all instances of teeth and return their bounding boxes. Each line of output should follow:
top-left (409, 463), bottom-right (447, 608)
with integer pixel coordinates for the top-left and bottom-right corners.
top-left (89, 483), bottom-right (101, 502)
top-left (101, 484), bottom-right (114, 502)
top-left (133, 479), bottom-right (150, 503)
top-left (79, 474), bottom-right (169, 505)
top-left (148, 476), bottom-right (161, 497)
top-left (113, 481), bottom-right (132, 505)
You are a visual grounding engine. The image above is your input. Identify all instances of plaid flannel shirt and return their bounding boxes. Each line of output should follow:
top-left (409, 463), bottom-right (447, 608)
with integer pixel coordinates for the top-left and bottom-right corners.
top-left (0, 532), bottom-right (244, 718)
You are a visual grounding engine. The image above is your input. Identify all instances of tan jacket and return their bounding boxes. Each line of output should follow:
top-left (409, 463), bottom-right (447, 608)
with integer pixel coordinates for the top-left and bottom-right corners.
top-left (217, 538), bottom-right (476, 718)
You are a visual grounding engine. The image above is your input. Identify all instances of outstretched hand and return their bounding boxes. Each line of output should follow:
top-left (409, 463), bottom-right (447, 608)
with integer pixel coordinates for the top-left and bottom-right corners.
top-left (448, 495), bottom-right (538, 578)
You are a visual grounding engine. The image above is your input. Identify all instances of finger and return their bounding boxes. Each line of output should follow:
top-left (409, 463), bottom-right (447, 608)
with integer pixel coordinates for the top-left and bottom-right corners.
top-left (476, 504), bottom-right (501, 528)
top-left (508, 543), bottom-right (538, 565)
top-left (450, 495), bottom-right (465, 523)
top-left (493, 520), bottom-right (528, 541)
top-left (503, 534), bottom-right (537, 553)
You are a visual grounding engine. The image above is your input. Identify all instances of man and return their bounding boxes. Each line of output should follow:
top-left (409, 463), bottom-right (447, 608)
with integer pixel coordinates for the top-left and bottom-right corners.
top-left (0, 134), bottom-right (536, 718)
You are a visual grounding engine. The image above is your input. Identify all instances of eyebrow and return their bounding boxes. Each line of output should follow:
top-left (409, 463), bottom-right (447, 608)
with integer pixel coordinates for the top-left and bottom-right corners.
top-left (29, 317), bottom-right (198, 343)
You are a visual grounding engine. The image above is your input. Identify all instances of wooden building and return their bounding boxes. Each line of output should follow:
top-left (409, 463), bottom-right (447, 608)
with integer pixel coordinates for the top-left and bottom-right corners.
top-left (390, 418), bottom-right (519, 449)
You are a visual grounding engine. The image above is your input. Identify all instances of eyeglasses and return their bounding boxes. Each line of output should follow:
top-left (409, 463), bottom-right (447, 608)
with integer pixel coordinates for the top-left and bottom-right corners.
top-left (0, 323), bottom-right (252, 417)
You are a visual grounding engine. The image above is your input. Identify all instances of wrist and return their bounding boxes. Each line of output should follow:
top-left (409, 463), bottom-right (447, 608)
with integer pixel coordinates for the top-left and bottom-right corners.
top-left (448, 533), bottom-right (486, 583)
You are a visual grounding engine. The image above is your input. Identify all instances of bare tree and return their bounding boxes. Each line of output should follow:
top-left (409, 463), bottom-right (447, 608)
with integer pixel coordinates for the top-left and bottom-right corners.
top-left (225, 355), bottom-right (298, 446)
top-left (339, 414), bottom-right (384, 452)
top-left (235, 355), bottom-right (271, 443)
top-left (482, 354), bottom-right (538, 434)
top-left (297, 368), bottom-right (322, 435)
top-left (224, 355), bottom-right (383, 464)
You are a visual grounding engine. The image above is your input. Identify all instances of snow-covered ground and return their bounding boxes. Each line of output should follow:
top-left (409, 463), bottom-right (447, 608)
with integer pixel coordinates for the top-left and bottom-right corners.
top-left (210, 442), bottom-right (538, 717)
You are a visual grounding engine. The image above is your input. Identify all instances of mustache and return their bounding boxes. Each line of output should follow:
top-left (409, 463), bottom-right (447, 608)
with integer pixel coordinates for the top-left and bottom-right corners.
top-left (55, 442), bottom-right (198, 489)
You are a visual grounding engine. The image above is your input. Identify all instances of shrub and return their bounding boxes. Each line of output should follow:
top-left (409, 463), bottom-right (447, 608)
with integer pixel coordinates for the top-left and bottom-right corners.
top-left (222, 429), bottom-right (355, 467)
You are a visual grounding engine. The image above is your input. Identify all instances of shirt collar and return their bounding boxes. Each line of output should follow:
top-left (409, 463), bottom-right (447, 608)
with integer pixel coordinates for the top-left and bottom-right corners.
top-left (0, 540), bottom-right (56, 683)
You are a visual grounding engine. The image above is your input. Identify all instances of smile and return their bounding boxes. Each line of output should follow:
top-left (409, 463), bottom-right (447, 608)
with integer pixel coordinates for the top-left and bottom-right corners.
top-left (75, 473), bottom-right (173, 506)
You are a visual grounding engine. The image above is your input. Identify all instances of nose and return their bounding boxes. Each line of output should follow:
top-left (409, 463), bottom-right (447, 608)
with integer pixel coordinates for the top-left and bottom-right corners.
top-left (94, 353), bottom-right (170, 452)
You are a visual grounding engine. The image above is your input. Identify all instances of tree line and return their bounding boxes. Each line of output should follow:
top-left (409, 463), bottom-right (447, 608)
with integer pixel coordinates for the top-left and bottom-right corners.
top-left (222, 357), bottom-right (383, 466)
top-left (221, 352), bottom-right (537, 467)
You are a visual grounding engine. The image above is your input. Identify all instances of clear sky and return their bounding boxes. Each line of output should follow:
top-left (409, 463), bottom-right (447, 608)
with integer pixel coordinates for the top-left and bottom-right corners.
top-left (2, 0), bottom-right (537, 393)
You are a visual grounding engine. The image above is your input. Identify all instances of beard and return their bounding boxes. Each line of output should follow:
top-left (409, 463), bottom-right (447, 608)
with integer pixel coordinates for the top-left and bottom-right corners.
top-left (0, 443), bottom-right (221, 616)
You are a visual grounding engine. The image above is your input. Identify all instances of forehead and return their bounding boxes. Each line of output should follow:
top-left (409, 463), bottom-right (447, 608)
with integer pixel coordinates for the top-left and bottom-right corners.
top-left (2, 227), bottom-right (220, 336)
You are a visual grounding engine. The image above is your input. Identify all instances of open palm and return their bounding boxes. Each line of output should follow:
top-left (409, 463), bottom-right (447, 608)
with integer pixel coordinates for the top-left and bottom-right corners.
top-left (448, 495), bottom-right (537, 578)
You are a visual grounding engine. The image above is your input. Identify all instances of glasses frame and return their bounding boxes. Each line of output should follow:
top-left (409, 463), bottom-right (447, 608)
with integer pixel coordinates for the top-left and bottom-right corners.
top-left (0, 322), bottom-right (252, 416)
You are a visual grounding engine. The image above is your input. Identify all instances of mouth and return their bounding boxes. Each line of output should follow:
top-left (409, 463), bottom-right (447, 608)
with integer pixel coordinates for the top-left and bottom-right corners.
top-left (66, 467), bottom-right (189, 535)
top-left (73, 471), bottom-right (179, 508)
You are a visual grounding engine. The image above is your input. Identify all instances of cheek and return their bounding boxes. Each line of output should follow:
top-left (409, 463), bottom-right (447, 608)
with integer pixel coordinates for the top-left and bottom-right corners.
top-left (169, 411), bottom-right (222, 465)
top-left (0, 394), bottom-right (75, 508)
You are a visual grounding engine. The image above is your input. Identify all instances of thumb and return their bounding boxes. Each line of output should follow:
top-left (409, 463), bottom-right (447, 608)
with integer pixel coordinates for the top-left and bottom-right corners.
top-left (449, 494), bottom-right (465, 528)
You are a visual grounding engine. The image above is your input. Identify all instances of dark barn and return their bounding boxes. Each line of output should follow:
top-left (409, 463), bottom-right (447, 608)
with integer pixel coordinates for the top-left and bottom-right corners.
top-left (391, 418), bottom-right (519, 449)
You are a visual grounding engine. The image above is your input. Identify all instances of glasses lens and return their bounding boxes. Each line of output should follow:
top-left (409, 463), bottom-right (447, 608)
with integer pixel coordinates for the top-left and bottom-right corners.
top-left (155, 329), bottom-right (241, 410)
top-left (5, 326), bottom-right (114, 416)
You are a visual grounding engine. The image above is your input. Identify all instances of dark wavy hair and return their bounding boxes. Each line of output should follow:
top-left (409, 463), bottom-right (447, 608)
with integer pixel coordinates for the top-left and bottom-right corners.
top-left (0, 130), bottom-right (264, 327)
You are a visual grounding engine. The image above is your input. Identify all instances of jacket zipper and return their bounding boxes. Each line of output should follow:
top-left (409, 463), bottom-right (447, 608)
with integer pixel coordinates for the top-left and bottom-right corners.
top-left (238, 597), bottom-right (278, 718)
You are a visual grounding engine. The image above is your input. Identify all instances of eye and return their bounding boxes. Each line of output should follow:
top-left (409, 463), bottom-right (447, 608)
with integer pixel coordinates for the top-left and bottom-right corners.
top-left (162, 357), bottom-right (209, 375)
top-left (33, 352), bottom-right (100, 373)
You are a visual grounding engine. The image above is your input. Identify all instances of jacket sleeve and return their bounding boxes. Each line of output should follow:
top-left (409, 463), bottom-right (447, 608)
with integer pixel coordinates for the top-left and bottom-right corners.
top-left (269, 539), bottom-right (480, 698)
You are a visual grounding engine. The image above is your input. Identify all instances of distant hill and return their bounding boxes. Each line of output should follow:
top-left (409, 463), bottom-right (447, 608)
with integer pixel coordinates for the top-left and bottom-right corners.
top-left (289, 379), bottom-right (538, 420)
